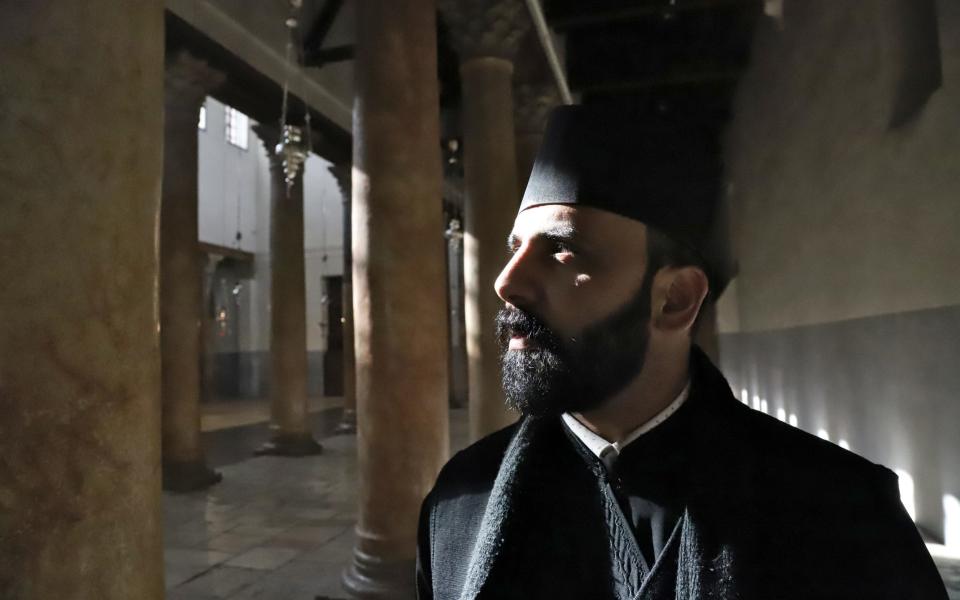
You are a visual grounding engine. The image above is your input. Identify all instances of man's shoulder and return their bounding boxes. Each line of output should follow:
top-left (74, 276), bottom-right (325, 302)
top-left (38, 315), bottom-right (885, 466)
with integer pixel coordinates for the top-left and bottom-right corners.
top-left (724, 402), bottom-right (897, 502)
top-left (431, 420), bottom-right (522, 495)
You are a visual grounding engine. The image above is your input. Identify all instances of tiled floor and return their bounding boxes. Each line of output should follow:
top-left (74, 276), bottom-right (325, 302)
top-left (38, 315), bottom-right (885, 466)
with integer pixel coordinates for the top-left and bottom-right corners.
top-left (165, 400), bottom-right (959, 599)
top-left (933, 549), bottom-right (960, 600)
top-left (164, 402), bottom-right (470, 600)
top-left (164, 432), bottom-right (360, 600)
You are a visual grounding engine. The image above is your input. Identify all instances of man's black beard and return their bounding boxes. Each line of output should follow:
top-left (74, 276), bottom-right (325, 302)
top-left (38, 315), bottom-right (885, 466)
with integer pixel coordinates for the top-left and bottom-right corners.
top-left (496, 271), bottom-right (654, 418)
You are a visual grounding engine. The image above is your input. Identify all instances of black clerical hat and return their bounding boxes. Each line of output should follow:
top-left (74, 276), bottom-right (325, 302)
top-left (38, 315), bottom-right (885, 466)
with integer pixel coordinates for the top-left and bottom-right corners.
top-left (520, 104), bottom-right (734, 296)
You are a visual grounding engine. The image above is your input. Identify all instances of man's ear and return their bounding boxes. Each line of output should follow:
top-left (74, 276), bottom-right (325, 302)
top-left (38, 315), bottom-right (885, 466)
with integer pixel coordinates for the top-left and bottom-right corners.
top-left (652, 266), bottom-right (709, 333)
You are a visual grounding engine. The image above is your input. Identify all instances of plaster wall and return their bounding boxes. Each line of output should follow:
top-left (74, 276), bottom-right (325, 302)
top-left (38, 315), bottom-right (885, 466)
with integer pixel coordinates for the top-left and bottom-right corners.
top-left (725, 0), bottom-right (960, 333)
top-left (304, 153), bottom-right (345, 355)
top-left (721, 0), bottom-right (960, 542)
top-left (197, 99), bottom-right (345, 396)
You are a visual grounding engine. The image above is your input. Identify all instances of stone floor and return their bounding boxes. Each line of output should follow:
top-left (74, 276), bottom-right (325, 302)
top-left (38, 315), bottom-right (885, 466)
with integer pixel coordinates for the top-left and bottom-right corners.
top-left (163, 436), bottom-right (359, 599)
top-left (164, 400), bottom-right (960, 599)
top-left (933, 549), bottom-right (960, 600)
top-left (163, 401), bottom-right (469, 600)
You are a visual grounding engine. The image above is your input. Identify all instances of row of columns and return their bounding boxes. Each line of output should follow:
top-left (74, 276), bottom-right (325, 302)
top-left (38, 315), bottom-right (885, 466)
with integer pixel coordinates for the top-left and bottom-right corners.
top-left (161, 57), bottom-right (332, 491)
top-left (0, 0), bottom-right (556, 596)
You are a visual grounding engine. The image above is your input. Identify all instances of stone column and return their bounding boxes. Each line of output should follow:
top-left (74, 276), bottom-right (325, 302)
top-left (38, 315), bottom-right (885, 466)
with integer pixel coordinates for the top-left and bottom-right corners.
top-left (344, 0), bottom-right (449, 596)
top-left (329, 164), bottom-right (357, 434)
top-left (161, 52), bottom-right (223, 491)
top-left (253, 125), bottom-right (323, 456)
top-left (0, 2), bottom-right (165, 598)
top-left (513, 31), bottom-right (562, 194)
top-left (440, 0), bottom-right (530, 441)
top-left (514, 81), bottom-right (561, 194)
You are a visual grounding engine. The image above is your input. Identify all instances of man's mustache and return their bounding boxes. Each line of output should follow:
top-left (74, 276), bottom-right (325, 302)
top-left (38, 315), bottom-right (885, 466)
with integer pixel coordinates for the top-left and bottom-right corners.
top-left (495, 307), bottom-right (563, 352)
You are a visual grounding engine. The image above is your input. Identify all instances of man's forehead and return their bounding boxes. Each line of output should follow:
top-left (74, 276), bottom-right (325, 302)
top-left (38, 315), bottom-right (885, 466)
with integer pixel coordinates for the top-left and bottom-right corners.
top-left (511, 204), bottom-right (577, 236)
top-left (510, 204), bottom-right (646, 240)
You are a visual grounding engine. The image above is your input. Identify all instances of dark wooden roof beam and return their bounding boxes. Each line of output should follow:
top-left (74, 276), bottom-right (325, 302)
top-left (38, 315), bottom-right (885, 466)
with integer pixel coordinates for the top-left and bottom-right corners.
top-left (304, 44), bottom-right (355, 67)
top-left (547, 0), bottom-right (761, 31)
top-left (302, 0), bottom-right (346, 57)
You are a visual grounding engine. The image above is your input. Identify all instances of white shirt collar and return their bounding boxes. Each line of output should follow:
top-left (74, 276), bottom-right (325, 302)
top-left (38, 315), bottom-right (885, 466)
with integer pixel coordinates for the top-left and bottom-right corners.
top-left (561, 381), bottom-right (691, 470)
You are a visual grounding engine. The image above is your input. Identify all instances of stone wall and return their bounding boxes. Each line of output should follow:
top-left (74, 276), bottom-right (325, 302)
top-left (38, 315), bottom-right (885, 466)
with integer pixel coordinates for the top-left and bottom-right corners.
top-left (720, 0), bottom-right (960, 542)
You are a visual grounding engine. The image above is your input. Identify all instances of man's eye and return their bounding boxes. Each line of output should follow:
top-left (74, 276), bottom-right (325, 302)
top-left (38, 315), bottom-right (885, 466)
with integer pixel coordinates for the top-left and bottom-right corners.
top-left (552, 243), bottom-right (575, 259)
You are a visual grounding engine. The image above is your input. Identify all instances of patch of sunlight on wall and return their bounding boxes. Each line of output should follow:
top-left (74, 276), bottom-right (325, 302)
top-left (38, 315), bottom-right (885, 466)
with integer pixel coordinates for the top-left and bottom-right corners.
top-left (816, 428), bottom-right (829, 441)
top-left (838, 439), bottom-right (850, 451)
top-left (944, 494), bottom-right (960, 549)
top-left (788, 413), bottom-right (798, 427)
top-left (776, 407), bottom-right (786, 422)
top-left (740, 388), bottom-right (749, 404)
top-left (895, 469), bottom-right (917, 522)
top-left (752, 395), bottom-right (761, 410)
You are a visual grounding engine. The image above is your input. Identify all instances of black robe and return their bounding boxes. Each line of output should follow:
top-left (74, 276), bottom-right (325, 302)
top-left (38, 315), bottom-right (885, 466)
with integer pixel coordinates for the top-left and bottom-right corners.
top-left (416, 347), bottom-right (947, 600)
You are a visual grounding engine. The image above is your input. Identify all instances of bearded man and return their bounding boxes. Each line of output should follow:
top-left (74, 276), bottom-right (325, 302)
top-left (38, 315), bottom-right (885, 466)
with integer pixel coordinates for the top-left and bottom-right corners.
top-left (415, 105), bottom-right (946, 599)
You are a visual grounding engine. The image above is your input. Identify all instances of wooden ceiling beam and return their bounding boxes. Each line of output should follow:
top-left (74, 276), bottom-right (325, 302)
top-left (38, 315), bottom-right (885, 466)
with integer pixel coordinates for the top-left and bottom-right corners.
top-left (548, 0), bottom-right (760, 31)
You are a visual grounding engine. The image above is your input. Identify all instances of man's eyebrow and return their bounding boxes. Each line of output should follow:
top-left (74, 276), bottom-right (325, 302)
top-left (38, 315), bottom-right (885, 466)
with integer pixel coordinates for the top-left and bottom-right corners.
top-left (506, 225), bottom-right (579, 251)
top-left (541, 224), bottom-right (578, 244)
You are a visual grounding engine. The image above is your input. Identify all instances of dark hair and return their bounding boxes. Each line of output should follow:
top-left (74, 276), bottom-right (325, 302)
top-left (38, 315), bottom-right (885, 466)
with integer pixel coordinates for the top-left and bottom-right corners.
top-left (644, 227), bottom-right (711, 334)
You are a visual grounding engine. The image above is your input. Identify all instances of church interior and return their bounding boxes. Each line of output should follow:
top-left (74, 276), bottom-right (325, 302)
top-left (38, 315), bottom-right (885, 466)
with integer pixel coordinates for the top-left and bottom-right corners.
top-left (1, 0), bottom-right (959, 598)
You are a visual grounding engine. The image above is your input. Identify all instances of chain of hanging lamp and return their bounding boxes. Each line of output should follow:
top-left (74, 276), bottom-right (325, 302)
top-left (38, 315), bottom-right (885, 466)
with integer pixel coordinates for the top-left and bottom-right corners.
top-left (276, 0), bottom-right (312, 196)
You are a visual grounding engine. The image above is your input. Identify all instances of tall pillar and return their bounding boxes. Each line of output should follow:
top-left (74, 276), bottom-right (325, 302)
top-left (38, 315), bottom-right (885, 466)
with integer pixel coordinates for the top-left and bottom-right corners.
top-left (344, 0), bottom-right (449, 596)
top-left (253, 125), bottom-right (323, 456)
top-left (329, 164), bottom-right (357, 434)
top-left (514, 80), bottom-right (561, 194)
top-left (513, 31), bottom-right (562, 194)
top-left (0, 2), bottom-right (165, 598)
top-left (440, 0), bottom-right (530, 440)
top-left (161, 52), bottom-right (224, 491)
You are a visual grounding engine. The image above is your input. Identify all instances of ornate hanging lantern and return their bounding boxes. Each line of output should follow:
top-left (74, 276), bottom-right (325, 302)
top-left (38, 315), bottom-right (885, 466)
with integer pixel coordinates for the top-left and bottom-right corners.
top-left (276, 124), bottom-right (307, 190)
top-left (275, 0), bottom-right (311, 193)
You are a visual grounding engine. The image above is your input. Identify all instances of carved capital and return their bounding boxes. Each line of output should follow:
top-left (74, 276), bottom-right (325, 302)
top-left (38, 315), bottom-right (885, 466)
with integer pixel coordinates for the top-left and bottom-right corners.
top-left (513, 81), bottom-right (562, 135)
top-left (251, 123), bottom-right (285, 173)
top-left (327, 163), bottom-right (351, 200)
top-left (164, 51), bottom-right (224, 118)
top-left (439, 0), bottom-right (531, 62)
top-left (252, 123), bottom-right (278, 152)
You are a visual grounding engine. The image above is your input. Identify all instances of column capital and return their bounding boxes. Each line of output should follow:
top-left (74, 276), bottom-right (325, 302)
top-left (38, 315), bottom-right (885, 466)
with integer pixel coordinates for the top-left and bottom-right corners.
top-left (514, 81), bottom-right (562, 135)
top-left (327, 163), bottom-right (351, 200)
top-left (439, 0), bottom-right (531, 62)
top-left (164, 50), bottom-right (224, 117)
top-left (252, 122), bottom-right (280, 159)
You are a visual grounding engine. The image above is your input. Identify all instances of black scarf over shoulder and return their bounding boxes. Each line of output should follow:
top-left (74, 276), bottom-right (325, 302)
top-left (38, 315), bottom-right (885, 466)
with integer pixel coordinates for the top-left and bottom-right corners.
top-left (417, 347), bottom-right (947, 600)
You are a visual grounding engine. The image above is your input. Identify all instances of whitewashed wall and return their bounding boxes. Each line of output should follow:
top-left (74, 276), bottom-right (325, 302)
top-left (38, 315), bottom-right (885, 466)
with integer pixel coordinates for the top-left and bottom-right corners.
top-left (303, 154), bottom-right (345, 355)
top-left (197, 97), bottom-right (345, 359)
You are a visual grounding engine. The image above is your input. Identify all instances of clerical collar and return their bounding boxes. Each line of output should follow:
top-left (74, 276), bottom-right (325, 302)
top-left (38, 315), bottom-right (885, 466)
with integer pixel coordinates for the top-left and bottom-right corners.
top-left (561, 382), bottom-right (690, 471)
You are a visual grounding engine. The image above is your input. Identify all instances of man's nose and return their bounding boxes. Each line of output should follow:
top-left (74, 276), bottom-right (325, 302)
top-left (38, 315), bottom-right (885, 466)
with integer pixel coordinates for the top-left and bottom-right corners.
top-left (494, 245), bottom-right (539, 308)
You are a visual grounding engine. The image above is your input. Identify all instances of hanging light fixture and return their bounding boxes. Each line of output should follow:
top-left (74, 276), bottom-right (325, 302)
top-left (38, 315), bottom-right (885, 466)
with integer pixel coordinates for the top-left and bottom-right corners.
top-left (276, 124), bottom-right (307, 191)
top-left (276, 0), bottom-right (312, 193)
